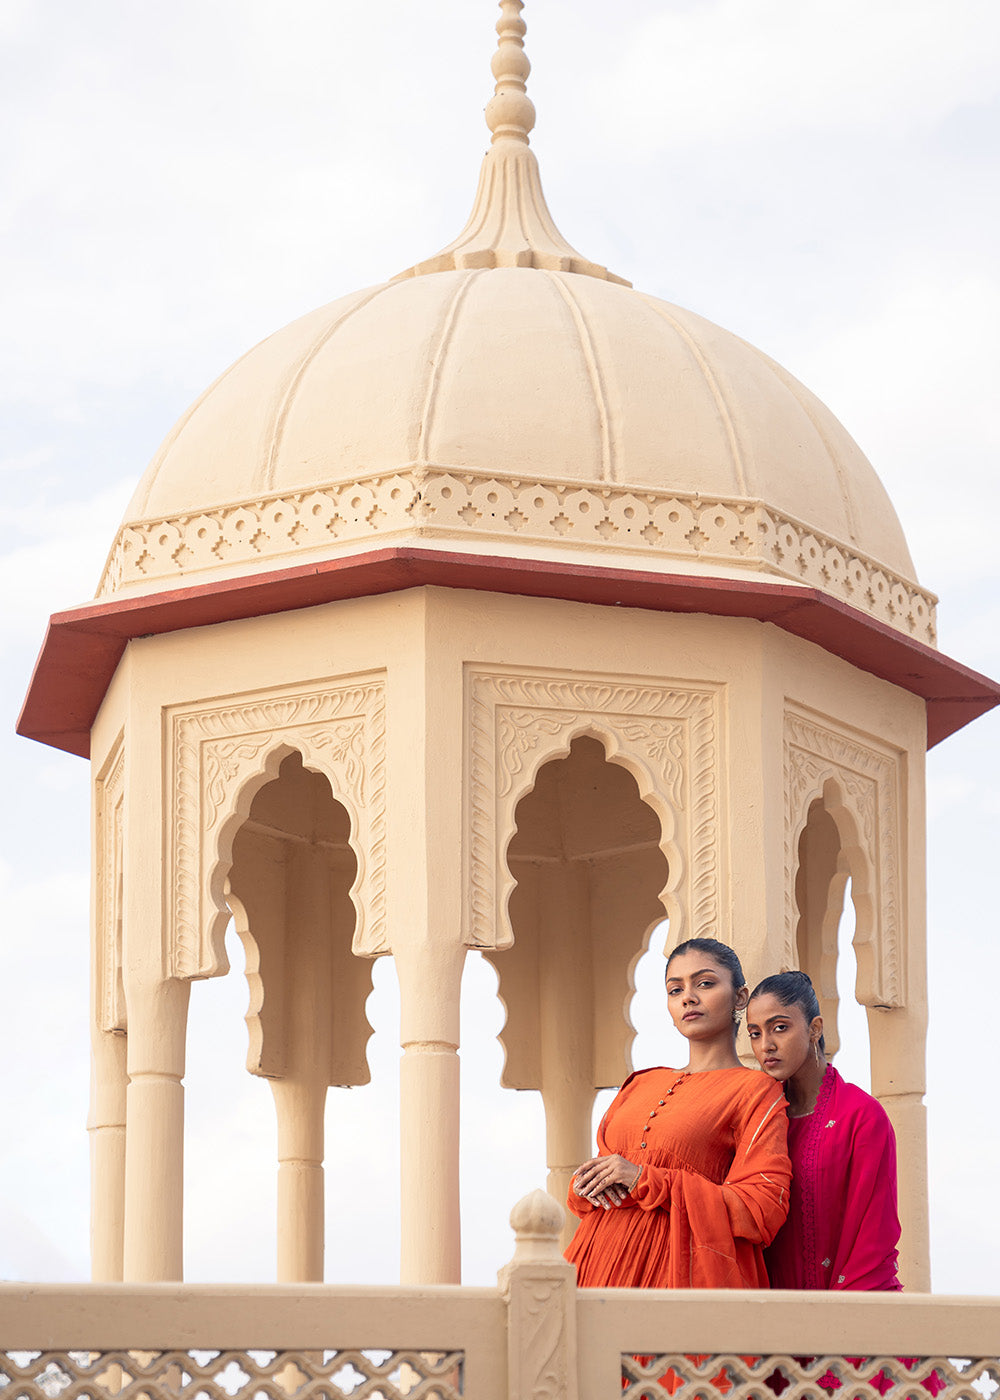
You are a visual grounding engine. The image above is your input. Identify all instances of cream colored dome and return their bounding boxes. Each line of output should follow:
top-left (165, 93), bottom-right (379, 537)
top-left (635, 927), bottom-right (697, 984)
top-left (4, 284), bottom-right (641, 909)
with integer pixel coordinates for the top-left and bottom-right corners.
top-left (122, 267), bottom-right (911, 568)
top-left (98, 3), bottom-right (933, 647)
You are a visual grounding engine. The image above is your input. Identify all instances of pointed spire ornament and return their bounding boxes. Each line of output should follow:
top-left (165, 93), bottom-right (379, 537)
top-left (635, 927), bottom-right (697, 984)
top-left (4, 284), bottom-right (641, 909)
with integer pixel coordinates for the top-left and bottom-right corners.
top-left (395, 0), bottom-right (629, 284)
top-left (484, 0), bottom-right (536, 145)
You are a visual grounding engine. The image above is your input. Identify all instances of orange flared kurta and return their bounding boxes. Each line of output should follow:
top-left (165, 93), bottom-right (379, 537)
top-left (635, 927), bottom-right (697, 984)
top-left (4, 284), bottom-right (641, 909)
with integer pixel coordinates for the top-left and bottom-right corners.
top-left (565, 1066), bottom-right (790, 1288)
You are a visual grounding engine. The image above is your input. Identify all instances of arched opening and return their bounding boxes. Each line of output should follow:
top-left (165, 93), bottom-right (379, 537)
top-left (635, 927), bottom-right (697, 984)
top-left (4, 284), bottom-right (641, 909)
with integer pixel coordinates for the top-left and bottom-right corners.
top-left (834, 880), bottom-right (871, 1091)
top-left (184, 917), bottom-right (276, 1280)
top-left (323, 953), bottom-right (402, 1284)
top-left (458, 949), bottom-right (548, 1281)
top-left (484, 733), bottom-right (669, 1244)
top-left (223, 749), bottom-right (372, 1281)
top-left (228, 750), bottom-right (367, 1077)
top-left (794, 790), bottom-right (870, 1079)
top-left (795, 795), bottom-right (846, 1055)
top-left (591, 917), bottom-right (682, 1142)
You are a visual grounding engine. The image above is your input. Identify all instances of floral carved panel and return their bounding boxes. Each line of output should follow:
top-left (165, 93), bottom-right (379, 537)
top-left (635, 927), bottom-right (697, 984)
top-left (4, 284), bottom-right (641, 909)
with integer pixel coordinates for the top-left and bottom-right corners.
top-left (505, 1267), bottom-right (578, 1400)
top-left (784, 706), bottom-right (904, 1008)
top-left (95, 736), bottom-right (127, 1033)
top-left (167, 676), bottom-right (387, 979)
top-left (466, 667), bottom-right (723, 949)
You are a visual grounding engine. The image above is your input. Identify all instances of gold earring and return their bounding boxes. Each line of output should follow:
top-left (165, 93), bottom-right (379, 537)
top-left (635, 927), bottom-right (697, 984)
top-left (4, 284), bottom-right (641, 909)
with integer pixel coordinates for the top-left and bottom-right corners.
top-left (812, 1041), bottom-right (821, 1065)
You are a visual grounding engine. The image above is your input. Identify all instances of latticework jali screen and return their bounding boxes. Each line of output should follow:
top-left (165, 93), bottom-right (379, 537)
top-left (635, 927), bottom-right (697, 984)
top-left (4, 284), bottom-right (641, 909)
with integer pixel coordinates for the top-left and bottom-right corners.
top-left (620, 1352), bottom-right (1000, 1400)
top-left (0, 1350), bottom-right (463, 1400)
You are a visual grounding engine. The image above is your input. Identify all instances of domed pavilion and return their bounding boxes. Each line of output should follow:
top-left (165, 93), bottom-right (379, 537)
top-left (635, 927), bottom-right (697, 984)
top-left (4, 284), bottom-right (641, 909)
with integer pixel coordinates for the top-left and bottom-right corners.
top-left (18, 0), bottom-right (1000, 1289)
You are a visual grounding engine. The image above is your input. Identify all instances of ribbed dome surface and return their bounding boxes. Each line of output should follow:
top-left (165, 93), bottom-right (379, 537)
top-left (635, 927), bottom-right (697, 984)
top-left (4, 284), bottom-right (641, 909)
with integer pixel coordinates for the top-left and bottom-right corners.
top-left (101, 5), bottom-right (931, 645)
top-left (121, 266), bottom-right (915, 580)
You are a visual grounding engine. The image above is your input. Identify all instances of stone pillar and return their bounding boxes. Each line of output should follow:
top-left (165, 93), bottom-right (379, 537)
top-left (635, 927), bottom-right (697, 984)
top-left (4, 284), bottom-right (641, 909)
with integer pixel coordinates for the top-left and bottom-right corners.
top-left (499, 1190), bottom-right (579, 1400)
top-left (122, 976), bottom-right (190, 1281)
top-left (396, 941), bottom-right (466, 1284)
top-left (536, 864), bottom-right (596, 1249)
top-left (270, 840), bottom-right (331, 1283)
top-left (88, 1026), bottom-right (128, 1281)
top-left (271, 1077), bottom-right (327, 1282)
top-left (868, 1003), bottom-right (929, 1290)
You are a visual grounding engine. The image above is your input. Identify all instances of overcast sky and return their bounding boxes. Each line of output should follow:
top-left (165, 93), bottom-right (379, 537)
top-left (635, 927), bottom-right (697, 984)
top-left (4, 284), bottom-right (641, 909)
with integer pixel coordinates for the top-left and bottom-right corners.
top-left (1, 0), bottom-right (998, 1292)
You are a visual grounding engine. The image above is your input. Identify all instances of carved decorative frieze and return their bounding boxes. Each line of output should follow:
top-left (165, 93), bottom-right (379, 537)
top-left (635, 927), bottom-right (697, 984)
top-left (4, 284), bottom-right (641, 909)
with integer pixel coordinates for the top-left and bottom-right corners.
top-left (466, 667), bottom-right (722, 949)
top-left (97, 466), bottom-right (937, 647)
top-left (94, 736), bottom-right (126, 1033)
top-left (784, 707), bottom-right (904, 1008)
top-left (167, 676), bottom-right (387, 978)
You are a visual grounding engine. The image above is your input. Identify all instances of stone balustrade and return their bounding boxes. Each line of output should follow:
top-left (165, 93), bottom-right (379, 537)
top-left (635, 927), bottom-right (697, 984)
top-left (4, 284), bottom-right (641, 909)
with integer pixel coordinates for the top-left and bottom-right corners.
top-left (1, 1192), bottom-right (998, 1400)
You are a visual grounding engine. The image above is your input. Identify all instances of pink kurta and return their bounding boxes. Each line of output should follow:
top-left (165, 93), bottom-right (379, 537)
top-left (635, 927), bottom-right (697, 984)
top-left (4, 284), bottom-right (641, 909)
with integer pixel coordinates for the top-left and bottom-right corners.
top-left (765, 1065), bottom-right (902, 1290)
top-left (565, 1066), bottom-right (790, 1289)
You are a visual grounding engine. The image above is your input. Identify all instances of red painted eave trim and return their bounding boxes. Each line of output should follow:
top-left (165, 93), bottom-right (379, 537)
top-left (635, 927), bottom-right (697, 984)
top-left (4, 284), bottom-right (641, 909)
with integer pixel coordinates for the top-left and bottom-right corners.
top-left (17, 547), bottom-right (1000, 758)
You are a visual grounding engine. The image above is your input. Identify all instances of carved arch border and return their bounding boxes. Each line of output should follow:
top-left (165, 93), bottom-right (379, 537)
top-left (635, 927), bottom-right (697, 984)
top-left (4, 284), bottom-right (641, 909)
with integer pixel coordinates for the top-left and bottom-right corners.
top-left (465, 666), bottom-right (723, 950)
top-left (166, 674), bottom-right (387, 978)
top-left (784, 705), bottom-right (904, 1008)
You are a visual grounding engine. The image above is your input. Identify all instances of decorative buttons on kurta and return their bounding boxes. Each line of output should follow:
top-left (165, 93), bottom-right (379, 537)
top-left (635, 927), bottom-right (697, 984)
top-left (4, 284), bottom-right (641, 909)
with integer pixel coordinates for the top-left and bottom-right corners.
top-left (638, 1075), bottom-right (688, 1155)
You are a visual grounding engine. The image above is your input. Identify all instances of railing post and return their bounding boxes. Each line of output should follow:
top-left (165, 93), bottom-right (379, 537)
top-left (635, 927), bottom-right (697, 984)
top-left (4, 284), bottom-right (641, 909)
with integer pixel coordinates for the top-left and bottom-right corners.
top-left (499, 1189), bottom-right (579, 1400)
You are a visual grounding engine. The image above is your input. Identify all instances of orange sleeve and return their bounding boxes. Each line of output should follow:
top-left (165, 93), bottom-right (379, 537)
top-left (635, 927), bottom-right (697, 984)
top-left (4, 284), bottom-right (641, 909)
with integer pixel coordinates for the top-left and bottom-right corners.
top-left (566, 1183), bottom-right (598, 1218)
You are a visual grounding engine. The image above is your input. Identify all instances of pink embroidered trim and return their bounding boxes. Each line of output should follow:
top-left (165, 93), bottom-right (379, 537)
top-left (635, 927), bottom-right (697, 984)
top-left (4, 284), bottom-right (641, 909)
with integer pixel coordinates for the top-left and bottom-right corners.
top-left (797, 1065), bottom-right (835, 1289)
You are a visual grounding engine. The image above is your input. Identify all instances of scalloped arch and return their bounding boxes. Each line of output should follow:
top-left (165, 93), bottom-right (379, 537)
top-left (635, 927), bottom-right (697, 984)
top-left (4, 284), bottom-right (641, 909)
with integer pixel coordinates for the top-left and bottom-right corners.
top-left (817, 776), bottom-right (880, 1009)
top-left (465, 667), bottom-right (722, 951)
top-left (792, 778), bottom-right (875, 1056)
top-left (500, 720), bottom-right (682, 939)
top-left (166, 676), bottom-right (387, 979)
top-left (223, 886), bottom-right (267, 1073)
top-left (204, 739), bottom-right (365, 980)
top-left (784, 708), bottom-right (904, 1009)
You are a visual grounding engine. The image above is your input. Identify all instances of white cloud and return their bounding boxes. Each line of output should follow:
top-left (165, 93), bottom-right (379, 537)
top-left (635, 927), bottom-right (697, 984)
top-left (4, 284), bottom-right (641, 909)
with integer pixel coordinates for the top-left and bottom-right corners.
top-left (0, 1), bottom-right (482, 414)
top-left (0, 1206), bottom-right (86, 1283)
top-left (601, 0), bottom-right (1000, 154)
top-left (784, 264), bottom-right (1000, 588)
top-left (0, 478), bottom-right (134, 658)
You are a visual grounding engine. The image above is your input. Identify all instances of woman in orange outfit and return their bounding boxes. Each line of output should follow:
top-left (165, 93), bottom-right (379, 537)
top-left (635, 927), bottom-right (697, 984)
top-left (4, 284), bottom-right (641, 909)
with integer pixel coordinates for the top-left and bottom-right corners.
top-left (565, 938), bottom-right (791, 1288)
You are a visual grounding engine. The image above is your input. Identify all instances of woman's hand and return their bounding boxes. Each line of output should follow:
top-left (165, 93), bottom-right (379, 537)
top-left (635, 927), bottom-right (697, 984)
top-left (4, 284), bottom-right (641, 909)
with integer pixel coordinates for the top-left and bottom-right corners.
top-left (572, 1153), bottom-right (642, 1209)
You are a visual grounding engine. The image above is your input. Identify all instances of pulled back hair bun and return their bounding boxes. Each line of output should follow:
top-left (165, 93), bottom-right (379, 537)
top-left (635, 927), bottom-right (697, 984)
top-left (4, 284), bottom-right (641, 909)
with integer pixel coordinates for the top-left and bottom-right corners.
top-left (749, 969), bottom-right (826, 1053)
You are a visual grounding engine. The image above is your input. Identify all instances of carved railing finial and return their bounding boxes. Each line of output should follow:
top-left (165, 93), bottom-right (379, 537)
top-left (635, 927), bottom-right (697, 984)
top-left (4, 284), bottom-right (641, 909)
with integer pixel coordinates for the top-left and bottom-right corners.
top-left (507, 1188), bottom-right (566, 1265)
top-left (485, 0), bottom-right (536, 146)
top-left (500, 1190), bottom-right (579, 1400)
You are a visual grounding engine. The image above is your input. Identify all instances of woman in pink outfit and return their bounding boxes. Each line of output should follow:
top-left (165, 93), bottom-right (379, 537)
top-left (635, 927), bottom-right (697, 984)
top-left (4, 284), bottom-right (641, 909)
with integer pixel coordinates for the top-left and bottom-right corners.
top-left (746, 970), bottom-right (902, 1291)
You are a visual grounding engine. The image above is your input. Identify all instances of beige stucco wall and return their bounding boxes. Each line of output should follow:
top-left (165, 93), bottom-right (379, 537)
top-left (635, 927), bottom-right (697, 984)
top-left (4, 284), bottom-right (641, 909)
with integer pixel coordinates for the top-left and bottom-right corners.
top-left (88, 585), bottom-right (929, 1287)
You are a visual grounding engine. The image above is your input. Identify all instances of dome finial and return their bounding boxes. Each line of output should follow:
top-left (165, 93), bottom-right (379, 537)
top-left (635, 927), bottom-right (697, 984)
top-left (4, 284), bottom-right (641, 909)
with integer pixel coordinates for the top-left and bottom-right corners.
top-left (485, 0), bottom-right (536, 146)
top-left (393, 0), bottom-right (629, 284)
